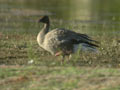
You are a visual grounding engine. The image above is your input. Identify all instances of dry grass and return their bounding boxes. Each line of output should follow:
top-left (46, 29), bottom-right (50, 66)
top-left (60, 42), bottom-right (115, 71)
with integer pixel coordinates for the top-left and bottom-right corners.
top-left (0, 32), bottom-right (120, 90)
top-left (0, 66), bottom-right (120, 90)
top-left (0, 32), bottom-right (120, 67)
top-left (0, 0), bottom-right (120, 89)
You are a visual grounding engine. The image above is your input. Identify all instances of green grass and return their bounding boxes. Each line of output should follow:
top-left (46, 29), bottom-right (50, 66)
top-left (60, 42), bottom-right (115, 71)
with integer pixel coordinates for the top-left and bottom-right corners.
top-left (0, 32), bottom-right (120, 90)
top-left (0, 32), bottom-right (120, 67)
top-left (0, 66), bottom-right (120, 90)
top-left (0, 0), bottom-right (120, 89)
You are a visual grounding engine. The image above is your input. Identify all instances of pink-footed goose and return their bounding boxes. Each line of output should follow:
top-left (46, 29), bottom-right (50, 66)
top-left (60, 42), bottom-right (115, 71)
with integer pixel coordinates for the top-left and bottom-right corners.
top-left (37, 16), bottom-right (98, 63)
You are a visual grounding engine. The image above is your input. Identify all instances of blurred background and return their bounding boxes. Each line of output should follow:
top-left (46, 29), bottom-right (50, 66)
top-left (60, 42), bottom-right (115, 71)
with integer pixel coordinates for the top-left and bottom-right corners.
top-left (0, 0), bottom-right (120, 35)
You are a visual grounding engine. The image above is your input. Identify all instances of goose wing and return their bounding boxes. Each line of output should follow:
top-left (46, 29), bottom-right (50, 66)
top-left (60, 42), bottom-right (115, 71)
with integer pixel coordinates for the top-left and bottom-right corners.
top-left (52, 28), bottom-right (98, 44)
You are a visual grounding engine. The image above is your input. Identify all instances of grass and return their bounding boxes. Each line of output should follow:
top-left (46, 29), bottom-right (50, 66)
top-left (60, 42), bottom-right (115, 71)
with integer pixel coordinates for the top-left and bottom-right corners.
top-left (0, 0), bottom-right (120, 89)
top-left (0, 66), bottom-right (120, 90)
top-left (0, 31), bottom-right (120, 90)
top-left (0, 32), bottom-right (120, 67)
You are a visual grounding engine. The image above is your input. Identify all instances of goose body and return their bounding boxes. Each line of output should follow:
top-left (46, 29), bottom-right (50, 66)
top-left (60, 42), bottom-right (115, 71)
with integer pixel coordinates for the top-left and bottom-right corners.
top-left (37, 16), bottom-right (98, 62)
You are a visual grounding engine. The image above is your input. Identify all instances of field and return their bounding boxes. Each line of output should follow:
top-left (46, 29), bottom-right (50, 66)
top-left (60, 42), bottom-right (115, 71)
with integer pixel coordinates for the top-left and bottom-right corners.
top-left (0, 29), bottom-right (120, 90)
top-left (0, 0), bottom-right (120, 89)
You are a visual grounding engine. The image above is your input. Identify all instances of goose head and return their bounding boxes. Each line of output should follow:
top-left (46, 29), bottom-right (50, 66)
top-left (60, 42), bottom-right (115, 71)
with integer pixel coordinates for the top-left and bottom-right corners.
top-left (38, 16), bottom-right (49, 24)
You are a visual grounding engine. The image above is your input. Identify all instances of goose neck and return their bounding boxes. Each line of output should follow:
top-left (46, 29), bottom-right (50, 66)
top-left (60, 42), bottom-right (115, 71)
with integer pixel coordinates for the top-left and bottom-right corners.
top-left (37, 22), bottom-right (50, 45)
top-left (43, 22), bottom-right (50, 33)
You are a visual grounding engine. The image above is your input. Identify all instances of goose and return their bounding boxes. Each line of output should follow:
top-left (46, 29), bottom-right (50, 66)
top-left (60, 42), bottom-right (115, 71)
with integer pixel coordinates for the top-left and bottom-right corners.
top-left (37, 16), bottom-right (98, 63)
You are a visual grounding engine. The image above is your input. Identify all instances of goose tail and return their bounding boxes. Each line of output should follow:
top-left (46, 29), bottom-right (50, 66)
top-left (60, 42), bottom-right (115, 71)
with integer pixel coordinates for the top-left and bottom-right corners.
top-left (72, 39), bottom-right (99, 53)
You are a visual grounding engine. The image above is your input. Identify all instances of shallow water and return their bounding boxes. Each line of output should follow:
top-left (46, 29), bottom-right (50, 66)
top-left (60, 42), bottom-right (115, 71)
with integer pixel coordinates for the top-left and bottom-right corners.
top-left (0, 0), bottom-right (120, 35)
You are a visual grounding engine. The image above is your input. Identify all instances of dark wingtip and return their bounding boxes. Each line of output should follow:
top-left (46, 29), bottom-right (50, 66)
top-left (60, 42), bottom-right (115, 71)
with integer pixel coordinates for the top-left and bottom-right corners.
top-left (86, 41), bottom-right (99, 47)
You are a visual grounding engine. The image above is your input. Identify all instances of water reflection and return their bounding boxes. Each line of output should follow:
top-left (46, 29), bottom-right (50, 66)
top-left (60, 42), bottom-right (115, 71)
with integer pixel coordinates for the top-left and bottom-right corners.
top-left (0, 0), bottom-right (120, 33)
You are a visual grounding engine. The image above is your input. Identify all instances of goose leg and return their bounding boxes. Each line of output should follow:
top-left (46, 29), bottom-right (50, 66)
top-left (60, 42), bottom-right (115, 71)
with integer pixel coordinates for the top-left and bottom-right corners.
top-left (66, 54), bottom-right (72, 61)
top-left (61, 55), bottom-right (65, 64)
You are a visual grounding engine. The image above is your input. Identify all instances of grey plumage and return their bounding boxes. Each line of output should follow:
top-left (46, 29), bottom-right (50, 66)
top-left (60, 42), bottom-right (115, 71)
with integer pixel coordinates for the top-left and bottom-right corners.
top-left (37, 16), bottom-right (99, 62)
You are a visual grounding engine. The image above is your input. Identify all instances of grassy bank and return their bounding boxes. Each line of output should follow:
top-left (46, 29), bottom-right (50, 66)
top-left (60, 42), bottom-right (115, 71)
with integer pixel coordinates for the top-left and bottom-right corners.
top-left (0, 32), bottom-right (120, 67)
top-left (0, 66), bottom-right (120, 90)
top-left (0, 32), bottom-right (120, 89)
